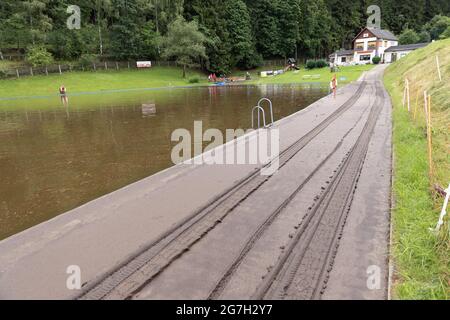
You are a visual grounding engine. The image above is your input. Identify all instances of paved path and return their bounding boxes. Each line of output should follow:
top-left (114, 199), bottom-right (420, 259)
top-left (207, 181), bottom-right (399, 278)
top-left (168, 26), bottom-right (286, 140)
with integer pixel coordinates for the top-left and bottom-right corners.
top-left (0, 65), bottom-right (392, 300)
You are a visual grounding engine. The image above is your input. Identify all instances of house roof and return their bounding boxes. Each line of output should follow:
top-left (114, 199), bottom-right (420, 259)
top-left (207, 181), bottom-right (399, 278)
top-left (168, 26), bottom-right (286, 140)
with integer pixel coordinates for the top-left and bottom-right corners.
top-left (367, 27), bottom-right (398, 41)
top-left (329, 49), bottom-right (354, 57)
top-left (353, 27), bottom-right (398, 42)
top-left (384, 42), bottom-right (429, 52)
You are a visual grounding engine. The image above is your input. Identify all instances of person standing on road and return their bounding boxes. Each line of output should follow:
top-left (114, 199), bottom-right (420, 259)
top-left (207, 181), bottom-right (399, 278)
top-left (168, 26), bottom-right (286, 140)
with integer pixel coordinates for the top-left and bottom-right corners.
top-left (330, 75), bottom-right (338, 99)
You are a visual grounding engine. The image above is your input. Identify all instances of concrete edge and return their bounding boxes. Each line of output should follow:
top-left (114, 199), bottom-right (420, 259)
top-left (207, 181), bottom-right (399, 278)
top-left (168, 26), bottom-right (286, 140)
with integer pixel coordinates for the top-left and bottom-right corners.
top-left (383, 70), bottom-right (396, 300)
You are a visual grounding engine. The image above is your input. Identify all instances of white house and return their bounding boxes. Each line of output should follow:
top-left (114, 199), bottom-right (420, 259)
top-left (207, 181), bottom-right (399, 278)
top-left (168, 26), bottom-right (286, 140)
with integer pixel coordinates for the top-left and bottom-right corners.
top-left (384, 43), bottom-right (429, 63)
top-left (330, 27), bottom-right (399, 66)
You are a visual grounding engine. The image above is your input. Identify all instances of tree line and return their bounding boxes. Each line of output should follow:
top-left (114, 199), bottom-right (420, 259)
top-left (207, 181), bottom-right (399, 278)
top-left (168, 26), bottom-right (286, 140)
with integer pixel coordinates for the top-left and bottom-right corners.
top-left (0, 0), bottom-right (449, 74)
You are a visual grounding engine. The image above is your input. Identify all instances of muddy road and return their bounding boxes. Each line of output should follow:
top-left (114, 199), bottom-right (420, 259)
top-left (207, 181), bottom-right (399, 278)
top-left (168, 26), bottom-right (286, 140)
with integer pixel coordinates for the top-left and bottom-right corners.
top-left (78, 66), bottom-right (392, 300)
top-left (0, 65), bottom-right (391, 300)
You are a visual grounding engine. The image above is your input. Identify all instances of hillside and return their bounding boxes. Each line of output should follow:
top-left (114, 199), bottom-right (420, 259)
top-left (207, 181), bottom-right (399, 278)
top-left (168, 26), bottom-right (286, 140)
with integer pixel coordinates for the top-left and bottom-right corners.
top-left (384, 39), bottom-right (449, 299)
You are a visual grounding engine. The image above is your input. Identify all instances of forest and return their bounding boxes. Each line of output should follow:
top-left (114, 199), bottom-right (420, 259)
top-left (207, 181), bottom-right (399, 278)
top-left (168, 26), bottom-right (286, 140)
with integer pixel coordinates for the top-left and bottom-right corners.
top-left (0, 0), bottom-right (449, 74)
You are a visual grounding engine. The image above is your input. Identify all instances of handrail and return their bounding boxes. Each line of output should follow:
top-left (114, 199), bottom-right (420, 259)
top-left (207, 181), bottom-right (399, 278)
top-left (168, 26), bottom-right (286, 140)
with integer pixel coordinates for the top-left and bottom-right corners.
top-left (257, 98), bottom-right (274, 127)
top-left (252, 106), bottom-right (267, 129)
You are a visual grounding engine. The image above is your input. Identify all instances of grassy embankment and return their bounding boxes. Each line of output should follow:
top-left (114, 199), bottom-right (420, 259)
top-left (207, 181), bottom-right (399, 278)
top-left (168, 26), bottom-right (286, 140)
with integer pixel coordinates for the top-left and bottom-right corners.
top-left (0, 60), bottom-right (373, 100)
top-left (384, 39), bottom-right (449, 299)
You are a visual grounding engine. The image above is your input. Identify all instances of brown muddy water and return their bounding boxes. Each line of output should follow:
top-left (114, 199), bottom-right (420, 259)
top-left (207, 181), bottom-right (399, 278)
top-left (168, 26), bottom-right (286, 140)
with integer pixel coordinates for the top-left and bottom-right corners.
top-left (0, 84), bottom-right (328, 240)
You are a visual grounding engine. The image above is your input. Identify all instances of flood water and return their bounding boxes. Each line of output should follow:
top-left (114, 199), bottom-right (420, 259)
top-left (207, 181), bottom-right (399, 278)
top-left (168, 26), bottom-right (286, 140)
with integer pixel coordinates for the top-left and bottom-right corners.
top-left (0, 84), bottom-right (328, 240)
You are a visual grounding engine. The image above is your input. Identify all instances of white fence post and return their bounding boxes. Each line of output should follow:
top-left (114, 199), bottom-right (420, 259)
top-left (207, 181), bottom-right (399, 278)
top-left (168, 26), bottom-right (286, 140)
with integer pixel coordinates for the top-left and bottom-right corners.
top-left (433, 183), bottom-right (450, 233)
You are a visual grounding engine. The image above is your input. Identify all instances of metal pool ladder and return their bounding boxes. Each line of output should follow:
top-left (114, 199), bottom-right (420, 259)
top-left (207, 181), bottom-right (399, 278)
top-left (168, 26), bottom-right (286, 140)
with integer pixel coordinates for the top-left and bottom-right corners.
top-left (252, 98), bottom-right (274, 129)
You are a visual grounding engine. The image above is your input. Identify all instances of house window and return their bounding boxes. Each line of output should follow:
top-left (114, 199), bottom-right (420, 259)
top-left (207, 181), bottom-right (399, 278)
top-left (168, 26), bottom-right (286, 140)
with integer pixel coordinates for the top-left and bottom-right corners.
top-left (368, 41), bottom-right (377, 49)
top-left (341, 57), bottom-right (347, 63)
top-left (360, 55), bottom-right (371, 61)
top-left (363, 33), bottom-right (369, 38)
top-left (355, 43), bottom-right (364, 50)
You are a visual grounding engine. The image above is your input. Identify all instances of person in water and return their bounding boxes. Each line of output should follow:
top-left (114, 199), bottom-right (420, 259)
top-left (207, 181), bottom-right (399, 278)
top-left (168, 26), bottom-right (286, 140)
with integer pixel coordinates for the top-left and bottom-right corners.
top-left (59, 85), bottom-right (68, 105)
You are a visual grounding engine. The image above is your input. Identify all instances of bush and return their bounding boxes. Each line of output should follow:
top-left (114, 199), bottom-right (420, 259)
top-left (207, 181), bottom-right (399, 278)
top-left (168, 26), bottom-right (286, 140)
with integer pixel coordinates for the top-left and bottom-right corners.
top-left (188, 75), bottom-right (200, 83)
top-left (26, 45), bottom-right (54, 67)
top-left (306, 59), bottom-right (328, 69)
top-left (306, 60), bottom-right (317, 69)
top-left (315, 59), bottom-right (328, 68)
top-left (78, 54), bottom-right (99, 68)
top-left (372, 56), bottom-right (381, 64)
top-left (399, 29), bottom-right (420, 45)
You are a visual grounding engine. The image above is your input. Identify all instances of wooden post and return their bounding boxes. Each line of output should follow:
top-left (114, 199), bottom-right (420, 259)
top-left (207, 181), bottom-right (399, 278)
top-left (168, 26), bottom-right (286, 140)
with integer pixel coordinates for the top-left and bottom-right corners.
top-left (58, 64), bottom-right (62, 75)
top-left (423, 91), bottom-right (428, 121)
top-left (127, 61), bottom-right (130, 69)
top-left (402, 78), bottom-right (407, 108)
top-left (413, 89), bottom-right (419, 120)
top-left (93, 62), bottom-right (96, 71)
top-left (116, 62), bottom-right (119, 70)
top-left (436, 55), bottom-right (442, 81)
top-left (30, 67), bottom-right (33, 76)
top-left (45, 66), bottom-right (48, 76)
top-left (427, 94), bottom-right (433, 180)
top-left (105, 61), bottom-right (108, 70)
top-left (406, 79), bottom-right (410, 112)
top-left (16, 69), bottom-right (19, 78)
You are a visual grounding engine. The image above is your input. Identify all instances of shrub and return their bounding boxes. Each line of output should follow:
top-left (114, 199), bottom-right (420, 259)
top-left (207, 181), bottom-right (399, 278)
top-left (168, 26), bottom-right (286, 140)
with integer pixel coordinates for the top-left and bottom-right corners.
top-left (316, 59), bottom-right (328, 68)
top-left (188, 75), bottom-right (200, 83)
top-left (399, 28), bottom-right (420, 45)
top-left (26, 45), bottom-right (54, 67)
top-left (372, 56), bottom-right (381, 64)
top-left (306, 60), bottom-right (317, 69)
top-left (78, 54), bottom-right (99, 68)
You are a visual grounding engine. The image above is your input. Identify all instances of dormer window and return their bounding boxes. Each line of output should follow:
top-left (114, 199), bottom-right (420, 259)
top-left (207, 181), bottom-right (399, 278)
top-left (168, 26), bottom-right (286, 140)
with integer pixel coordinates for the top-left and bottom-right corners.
top-left (363, 33), bottom-right (369, 38)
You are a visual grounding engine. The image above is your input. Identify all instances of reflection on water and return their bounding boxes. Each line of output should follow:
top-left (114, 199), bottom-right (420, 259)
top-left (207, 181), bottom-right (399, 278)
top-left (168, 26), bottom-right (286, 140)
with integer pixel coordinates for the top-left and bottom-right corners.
top-left (0, 84), bottom-right (327, 239)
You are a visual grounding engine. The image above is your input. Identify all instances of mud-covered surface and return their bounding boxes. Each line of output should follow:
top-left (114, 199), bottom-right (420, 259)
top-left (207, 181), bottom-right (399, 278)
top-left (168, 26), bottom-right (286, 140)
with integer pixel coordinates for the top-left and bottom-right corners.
top-left (0, 66), bottom-right (392, 300)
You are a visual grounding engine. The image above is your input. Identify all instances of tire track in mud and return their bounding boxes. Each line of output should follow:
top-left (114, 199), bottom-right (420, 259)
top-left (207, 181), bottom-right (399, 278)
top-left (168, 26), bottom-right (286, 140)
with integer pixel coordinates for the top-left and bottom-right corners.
top-left (207, 86), bottom-right (375, 300)
top-left (252, 82), bottom-right (385, 300)
top-left (78, 81), bottom-right (368, 300)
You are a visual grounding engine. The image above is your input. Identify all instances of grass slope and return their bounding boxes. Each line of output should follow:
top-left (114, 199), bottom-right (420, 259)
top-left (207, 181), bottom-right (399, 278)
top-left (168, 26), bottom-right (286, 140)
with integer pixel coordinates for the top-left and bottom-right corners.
top-left (384, 39), bottom-right (449, 299)
top-left (0, 66), bottom-right (206, 99)
top-left (0, 63), bottom-right (373, 100)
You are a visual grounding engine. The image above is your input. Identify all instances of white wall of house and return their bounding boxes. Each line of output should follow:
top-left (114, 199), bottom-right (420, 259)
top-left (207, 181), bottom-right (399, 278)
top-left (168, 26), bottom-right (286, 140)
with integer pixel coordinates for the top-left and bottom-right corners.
top-left (384, 50), bottom-right (412, 63)
top-left (354, 35), bottom-right (398, 63)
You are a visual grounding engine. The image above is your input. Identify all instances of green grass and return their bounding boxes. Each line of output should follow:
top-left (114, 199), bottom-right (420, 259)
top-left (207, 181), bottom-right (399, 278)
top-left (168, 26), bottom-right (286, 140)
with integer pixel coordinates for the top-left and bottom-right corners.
top-left (384, 39), bottom-right (449, 300)
top-left (236, 64), bottom-right (374, 85)
top-left (0, 66), bottom-right (207, 99)
top-left (0, 63), bottom-right (373, 101)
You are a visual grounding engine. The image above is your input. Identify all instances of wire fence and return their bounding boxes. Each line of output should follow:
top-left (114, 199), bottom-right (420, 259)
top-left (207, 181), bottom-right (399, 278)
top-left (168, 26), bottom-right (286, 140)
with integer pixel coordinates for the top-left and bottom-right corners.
top-left (0, 59), bottom-right (292, 79)
top-left (0, 60), bottom-right (185, 79)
